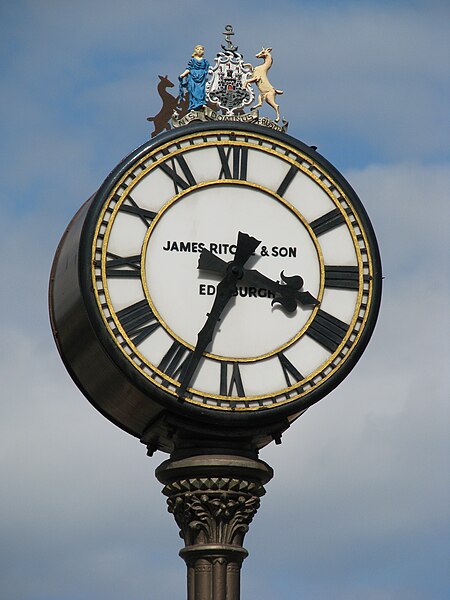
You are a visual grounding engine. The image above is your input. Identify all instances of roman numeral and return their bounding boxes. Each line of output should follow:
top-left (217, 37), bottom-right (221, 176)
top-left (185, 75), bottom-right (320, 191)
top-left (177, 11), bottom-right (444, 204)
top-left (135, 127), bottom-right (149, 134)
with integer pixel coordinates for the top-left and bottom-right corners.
top-left (158, 341), bottom-right (192, 380)
top-left (116, 299), bottom-right (160, 346)
top-left (310, 208), bottom-right (345, 236)
top-left (119, 195), bottom-right (157, 227)
top-left (324, 265), bottom-right (360, 290)
top-left (159, 152), bottom-right (197, 193)
top-left (98, 252), bottom-right (141, 278)
top-left (276, 164), bottom-right (297, 196)
top-left (217, 146), bottom-right (248, 180)
top-left (306, 309), bottom-right (349, 353)
top-left (220, 362), bottom-right (245, 397)
top-left (277, 352), bottom-right (304, 386)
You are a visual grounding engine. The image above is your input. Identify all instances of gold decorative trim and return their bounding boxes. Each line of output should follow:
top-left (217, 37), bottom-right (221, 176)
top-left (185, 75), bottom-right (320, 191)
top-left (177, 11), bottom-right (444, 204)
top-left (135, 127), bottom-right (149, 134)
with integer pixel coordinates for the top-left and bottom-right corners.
top-left (91, 129), bottom-right (374, 410)
top-left (139, 179), bottom-right (324, 362)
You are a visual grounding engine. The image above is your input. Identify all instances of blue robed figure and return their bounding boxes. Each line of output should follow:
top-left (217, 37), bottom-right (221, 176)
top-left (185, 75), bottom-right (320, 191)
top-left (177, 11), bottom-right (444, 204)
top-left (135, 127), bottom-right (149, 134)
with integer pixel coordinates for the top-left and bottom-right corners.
top-left (179, 45), bottom-right (210, 111)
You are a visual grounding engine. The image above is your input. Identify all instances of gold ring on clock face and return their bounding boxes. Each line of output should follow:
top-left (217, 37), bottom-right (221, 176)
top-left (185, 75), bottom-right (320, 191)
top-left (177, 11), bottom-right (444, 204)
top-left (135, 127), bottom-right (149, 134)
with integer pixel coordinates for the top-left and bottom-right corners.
top-left (140, 180), bottom-right (324, 361)
top-left (91, 127), bottom-right (377, 412)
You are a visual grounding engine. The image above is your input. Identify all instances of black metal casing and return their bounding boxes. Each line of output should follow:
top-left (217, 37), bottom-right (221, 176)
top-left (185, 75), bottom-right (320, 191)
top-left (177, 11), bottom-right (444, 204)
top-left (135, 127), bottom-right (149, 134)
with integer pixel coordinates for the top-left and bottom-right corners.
top-left (49, 121), bottom-right (382, 454)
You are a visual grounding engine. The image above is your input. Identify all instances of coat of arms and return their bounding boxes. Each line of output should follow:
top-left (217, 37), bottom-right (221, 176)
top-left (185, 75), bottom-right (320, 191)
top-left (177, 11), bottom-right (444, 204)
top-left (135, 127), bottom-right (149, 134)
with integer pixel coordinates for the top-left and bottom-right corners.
top-left (148, 25), bottom-right (287, 135)
top-left (205, 26), bottom-right (254, 114)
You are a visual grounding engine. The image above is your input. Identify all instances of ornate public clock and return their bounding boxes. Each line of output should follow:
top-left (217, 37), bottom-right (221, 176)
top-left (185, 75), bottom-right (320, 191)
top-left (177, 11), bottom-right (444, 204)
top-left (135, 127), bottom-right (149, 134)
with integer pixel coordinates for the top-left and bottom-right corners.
top-left (49, 121), bottom-right (381, 453)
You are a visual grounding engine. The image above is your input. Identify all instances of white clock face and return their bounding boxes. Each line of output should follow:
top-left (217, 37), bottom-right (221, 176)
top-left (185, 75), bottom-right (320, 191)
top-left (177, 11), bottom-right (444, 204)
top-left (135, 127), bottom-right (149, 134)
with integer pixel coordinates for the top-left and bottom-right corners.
top-left (92, 129), bottom-right (375, 411)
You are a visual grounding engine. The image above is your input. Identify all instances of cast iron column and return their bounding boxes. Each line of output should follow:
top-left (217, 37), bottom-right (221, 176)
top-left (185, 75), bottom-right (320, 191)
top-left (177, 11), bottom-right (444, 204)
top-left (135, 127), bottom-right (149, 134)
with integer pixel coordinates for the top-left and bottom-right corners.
top-left (156, 453), bottom-right (273, 600)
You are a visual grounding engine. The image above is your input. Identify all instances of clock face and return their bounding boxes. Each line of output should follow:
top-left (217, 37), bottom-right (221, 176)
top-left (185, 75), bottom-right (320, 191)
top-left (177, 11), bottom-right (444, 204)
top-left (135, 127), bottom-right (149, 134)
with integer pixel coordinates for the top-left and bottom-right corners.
top-left (87, 124), bottom-right (380, 417)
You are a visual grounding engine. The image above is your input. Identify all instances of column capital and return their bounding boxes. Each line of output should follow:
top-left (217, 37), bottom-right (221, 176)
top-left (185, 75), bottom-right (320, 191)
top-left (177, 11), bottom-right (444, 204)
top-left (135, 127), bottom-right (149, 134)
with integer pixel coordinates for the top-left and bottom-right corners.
top-left (156, 453), bottom-right (273, 600)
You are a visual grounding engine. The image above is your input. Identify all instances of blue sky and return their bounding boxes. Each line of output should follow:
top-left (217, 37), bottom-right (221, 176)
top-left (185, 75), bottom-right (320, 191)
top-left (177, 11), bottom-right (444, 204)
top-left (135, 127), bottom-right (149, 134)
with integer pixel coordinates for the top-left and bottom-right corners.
top-left (1, 1), bottom-right (449, 599)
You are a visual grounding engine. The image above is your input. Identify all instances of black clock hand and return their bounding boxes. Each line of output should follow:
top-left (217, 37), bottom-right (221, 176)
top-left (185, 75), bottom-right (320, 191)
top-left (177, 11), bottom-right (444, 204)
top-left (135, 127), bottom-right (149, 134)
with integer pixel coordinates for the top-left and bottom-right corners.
top-left (197, 248), bottom-right (227, 275)
top-left (177, 271), bottom-right (236, 399)
top-left (198, 249), bottom-right (318, 312)
top-left (243, 267), bottom-right (318, 311)
top-left (178, 232), bottom-right (261, 398)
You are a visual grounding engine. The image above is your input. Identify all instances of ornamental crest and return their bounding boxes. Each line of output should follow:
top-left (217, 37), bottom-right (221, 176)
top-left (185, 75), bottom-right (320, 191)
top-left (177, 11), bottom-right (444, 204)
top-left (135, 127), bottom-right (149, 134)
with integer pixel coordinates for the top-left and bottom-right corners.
top-left (205, 26), bottom-right (254, 114)
top-left (149, 25), bottom-right (288, 136)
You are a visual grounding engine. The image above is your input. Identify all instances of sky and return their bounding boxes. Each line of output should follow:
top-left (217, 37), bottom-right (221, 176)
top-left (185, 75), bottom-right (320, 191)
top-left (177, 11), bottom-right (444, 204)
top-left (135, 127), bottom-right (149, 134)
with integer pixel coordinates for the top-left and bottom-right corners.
top-left (1, 1), bottom-right (449, 599)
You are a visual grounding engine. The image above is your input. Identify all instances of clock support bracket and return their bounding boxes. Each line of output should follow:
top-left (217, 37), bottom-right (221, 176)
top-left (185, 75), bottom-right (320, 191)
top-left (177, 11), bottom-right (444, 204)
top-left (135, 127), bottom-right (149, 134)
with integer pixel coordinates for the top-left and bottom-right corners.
top-left (140, 411), bottom-right (291, 456)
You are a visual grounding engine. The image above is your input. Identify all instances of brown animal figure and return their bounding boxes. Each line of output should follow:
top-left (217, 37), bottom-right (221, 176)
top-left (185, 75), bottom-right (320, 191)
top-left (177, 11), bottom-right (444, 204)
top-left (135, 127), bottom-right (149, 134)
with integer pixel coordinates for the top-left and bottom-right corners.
top-left (246, 47), bottom-right (283, 122)
top-left (147, 75), bottom-right (178, 138)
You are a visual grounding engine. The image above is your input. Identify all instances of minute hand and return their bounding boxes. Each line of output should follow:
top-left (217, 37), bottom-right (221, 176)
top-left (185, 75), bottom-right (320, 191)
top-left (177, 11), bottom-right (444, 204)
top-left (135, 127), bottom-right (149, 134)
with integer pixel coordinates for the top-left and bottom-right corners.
top-left (178, 233), bottom-right (261, 398)
top-left (177, 270), bottom-right (236, 398)
top-left (198, 249), bottom-right (318, 313)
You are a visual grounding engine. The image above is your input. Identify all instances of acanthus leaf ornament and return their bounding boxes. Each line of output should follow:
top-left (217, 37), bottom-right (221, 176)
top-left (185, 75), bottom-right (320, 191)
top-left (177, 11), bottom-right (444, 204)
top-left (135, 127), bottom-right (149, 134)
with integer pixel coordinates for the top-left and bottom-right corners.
top-left (166, 485), bottom-right (261, 547)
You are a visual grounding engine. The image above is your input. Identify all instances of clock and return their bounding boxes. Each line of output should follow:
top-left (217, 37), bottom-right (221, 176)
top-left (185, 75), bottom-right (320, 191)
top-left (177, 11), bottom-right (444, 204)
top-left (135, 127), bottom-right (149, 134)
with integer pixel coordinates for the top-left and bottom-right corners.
top-left (49, 121), bottom-right (381, 452)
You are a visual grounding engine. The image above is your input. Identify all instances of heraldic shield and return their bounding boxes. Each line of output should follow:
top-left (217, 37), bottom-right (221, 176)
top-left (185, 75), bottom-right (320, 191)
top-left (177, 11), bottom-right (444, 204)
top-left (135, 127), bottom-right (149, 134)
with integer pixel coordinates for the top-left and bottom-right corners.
top-left (206, 48), bottom-right (254, 115)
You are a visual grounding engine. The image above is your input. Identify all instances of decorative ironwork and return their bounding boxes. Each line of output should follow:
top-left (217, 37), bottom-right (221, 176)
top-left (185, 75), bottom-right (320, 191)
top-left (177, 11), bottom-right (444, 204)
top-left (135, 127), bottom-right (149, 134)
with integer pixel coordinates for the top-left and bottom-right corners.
top-left (163, 478), bottom-right (263, 546)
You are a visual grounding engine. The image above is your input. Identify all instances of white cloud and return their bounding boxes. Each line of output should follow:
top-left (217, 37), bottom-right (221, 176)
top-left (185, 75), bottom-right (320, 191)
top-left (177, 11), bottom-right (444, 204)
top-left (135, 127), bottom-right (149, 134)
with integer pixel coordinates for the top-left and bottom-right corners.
top-left (346, 162), bottom-right (450, 277)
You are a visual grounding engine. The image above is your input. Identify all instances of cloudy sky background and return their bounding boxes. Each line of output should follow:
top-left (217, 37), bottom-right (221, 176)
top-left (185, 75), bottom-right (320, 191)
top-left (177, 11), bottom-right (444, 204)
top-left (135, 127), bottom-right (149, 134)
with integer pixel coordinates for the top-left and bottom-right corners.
top-left (1, 1), bottom-right (449, 599)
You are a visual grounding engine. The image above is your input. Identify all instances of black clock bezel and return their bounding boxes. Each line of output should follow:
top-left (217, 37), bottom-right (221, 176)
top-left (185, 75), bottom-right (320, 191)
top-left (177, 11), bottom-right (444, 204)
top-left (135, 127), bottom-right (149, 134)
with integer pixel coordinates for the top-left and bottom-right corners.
top-left (77, 120), bottom-right (382, 431)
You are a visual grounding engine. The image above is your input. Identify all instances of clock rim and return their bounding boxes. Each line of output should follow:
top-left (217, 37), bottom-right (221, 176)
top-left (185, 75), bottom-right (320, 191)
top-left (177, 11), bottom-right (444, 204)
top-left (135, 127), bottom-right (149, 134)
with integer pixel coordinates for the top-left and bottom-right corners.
top-left (78, 121), bottom-right (382, 427)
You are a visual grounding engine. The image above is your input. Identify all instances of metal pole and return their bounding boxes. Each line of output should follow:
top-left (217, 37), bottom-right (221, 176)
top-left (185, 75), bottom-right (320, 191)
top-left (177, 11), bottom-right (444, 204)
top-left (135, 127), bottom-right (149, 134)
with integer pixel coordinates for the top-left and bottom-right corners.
top-left (156, 453), bottom-right (273, 600)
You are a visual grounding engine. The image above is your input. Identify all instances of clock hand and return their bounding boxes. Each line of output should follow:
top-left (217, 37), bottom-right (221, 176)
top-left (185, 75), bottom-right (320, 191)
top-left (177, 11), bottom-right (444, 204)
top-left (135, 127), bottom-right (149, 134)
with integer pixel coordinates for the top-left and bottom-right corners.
top-left (177, 271), bottom-right (236, 399)
top-left (243, 268), bottom-right (318, 312)
top-left (178, 232), bottom-right (261, 398)
top-left (198, 249), bottom-right (318, 312)
top-left (197, 247), bottom-right (227, 275)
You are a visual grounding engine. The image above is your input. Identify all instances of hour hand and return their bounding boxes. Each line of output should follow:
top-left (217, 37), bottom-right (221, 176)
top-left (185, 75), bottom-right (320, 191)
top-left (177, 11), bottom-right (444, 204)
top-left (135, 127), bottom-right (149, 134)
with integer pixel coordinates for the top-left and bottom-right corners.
top-left (198, 248), bottom-right (227, 276)
top-left (197, 251), bottom-right (318, 311)
top-left (244, 269), bottom-right (318, 311)
top-left (197, 230), bottom-right (260, 274)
